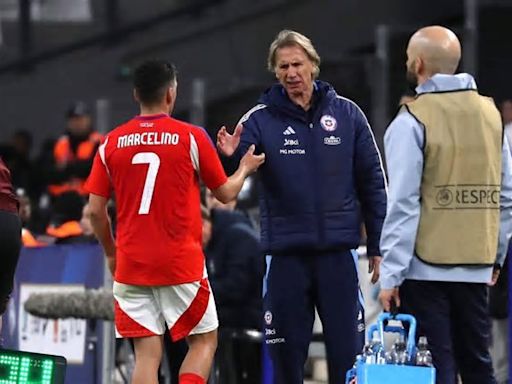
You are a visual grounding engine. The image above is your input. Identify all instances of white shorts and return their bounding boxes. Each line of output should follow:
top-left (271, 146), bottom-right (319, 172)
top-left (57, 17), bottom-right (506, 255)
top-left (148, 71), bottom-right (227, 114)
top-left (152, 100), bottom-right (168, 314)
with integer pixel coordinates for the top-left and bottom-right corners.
top-left (113, 277), bottom-right (218, 341)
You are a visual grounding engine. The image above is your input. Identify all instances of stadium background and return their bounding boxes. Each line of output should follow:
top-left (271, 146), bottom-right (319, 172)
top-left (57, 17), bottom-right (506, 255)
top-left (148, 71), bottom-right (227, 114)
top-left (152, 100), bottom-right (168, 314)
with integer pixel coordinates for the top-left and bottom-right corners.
top-left (0, 0), bottom-right (510, 383)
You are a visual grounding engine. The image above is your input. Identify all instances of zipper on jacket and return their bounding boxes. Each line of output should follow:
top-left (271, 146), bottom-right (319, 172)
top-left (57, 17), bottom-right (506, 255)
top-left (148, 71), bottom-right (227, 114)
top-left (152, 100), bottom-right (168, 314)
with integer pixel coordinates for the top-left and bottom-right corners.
top-left (308, 120), bottom-right (325, 247)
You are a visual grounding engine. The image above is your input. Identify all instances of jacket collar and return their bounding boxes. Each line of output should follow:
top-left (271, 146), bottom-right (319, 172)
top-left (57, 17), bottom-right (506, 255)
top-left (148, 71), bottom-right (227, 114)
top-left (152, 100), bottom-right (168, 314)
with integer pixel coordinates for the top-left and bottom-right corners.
top-left (259, 80), bottom-right (336, 122)
top-left (416, 73), bottom-right (477, 95)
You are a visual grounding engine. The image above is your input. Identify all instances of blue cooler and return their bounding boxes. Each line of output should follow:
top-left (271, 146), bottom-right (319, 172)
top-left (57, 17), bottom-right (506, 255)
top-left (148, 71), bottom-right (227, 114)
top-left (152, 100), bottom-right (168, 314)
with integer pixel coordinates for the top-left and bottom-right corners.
top-left (346, 313), bottom-right (436, 384)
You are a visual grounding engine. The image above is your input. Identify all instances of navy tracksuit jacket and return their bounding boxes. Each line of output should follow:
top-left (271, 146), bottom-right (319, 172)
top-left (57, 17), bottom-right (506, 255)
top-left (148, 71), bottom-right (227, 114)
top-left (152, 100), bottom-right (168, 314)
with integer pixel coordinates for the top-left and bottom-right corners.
top-left (237, 81), bottom-right (387, 384)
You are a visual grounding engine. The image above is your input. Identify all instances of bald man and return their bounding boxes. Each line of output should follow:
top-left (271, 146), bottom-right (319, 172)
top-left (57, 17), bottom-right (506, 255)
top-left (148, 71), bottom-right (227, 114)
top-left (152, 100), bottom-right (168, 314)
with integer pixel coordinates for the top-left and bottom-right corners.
top-left (378, 26), bottom-right (512, 384)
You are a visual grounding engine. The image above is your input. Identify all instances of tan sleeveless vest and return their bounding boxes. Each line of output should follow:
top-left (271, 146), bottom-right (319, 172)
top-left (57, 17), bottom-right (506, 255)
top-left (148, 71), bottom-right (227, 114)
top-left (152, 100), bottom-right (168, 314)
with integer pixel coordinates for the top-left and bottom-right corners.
top-left (405, 90), bottom-right (502, 265)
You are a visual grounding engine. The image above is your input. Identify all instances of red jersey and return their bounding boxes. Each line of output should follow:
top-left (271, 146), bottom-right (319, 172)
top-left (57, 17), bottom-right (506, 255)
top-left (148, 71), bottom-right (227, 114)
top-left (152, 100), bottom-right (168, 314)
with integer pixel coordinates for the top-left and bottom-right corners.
top-left (85, 114), bottom-right (227, 286)
top-left (0, 157), bottom-right (18, 214)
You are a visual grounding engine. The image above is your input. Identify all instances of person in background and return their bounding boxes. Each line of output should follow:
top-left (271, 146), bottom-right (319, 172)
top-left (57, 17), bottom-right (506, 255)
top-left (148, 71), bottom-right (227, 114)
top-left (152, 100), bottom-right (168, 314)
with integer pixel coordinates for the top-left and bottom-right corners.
top-left (17, 188), bottom-right (45, 247)
top-left (85, 59), bottom-right (264, 384)
top-left (202, 204), bottom-right (262, 384)
top-left (217, 29), bottom-right (386, 384)
top-left (45, 101), bottom-right (102, 198)
top-left (0, 157), bottom-right (21, 334)
top-left (379, 25), bottom-right (512, 384)
top-left (203, 199), bottom-right (262, 330)
top-left (489, 98), bottom-right (512, 384)
top-left (45, 191), bottom-right (92, 245)
top-left (501, 99), bottom-right (512, 147)
top-left (5, 130), bottom-right (34, 194)
top-left (205, 187), bottom-right (236, 212)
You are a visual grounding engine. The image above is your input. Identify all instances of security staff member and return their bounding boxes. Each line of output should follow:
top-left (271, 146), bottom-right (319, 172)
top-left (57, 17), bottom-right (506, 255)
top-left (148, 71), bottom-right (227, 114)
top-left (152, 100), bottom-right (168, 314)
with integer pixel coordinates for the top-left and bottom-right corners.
top-left (379, 26), bottom-right (512, 384)
top-left (218, 30), bottom-right (387, 384)
top-left (0, 157), bottom-right (21, 333)
top-left (46, 101), bottom-right (102, 197)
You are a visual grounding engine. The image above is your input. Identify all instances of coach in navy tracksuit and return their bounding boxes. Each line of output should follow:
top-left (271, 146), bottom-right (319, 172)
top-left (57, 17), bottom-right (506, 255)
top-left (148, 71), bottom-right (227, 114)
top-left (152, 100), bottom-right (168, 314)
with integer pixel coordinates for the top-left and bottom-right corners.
top-left (217, 30), bottom-right (387, 384)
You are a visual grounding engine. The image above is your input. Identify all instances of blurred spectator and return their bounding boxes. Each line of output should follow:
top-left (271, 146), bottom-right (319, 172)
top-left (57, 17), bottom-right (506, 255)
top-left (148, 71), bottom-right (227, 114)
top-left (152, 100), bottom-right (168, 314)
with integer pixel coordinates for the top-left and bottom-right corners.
top-left (501, 99), bottom-right (512, 149)
top-left (16, 188), bottom-right (46, 247)
top-left (0, 130), bottom-right (34, 193)
top-left (202, 204), bottom-right (263, 384)
top-left (205, 186), bottom-right (236, 211)
top-left (9, 130), bottom-right (34, 192)
top-left (489, 98), bottom-right (512, 384)
top-left (31, 138), bottom-right (58, 230)
top-left (204, 179), bottom-right (261, 230)
top-left (203, 202), bottom-right (262, 328)
top-left (44, 101), bottom-right (102, 198)
top-left (45, 191), bottom-right (94, 244)
top-left (37, 102), bottom-right (102, 238)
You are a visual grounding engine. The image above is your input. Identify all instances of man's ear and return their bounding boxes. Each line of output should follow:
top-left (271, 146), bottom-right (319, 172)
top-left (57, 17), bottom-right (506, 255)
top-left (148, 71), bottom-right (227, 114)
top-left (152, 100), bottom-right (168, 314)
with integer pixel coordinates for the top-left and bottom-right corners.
top-left (415, 57), bottom-right (423, 76)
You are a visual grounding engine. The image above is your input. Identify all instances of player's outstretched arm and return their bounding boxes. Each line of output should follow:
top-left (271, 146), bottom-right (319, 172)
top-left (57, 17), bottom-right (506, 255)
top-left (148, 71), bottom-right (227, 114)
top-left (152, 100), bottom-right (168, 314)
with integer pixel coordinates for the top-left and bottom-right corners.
top-left (88, 194), bottom-right (116, 274)
top-left (212, 144), bottom-right (264, 203)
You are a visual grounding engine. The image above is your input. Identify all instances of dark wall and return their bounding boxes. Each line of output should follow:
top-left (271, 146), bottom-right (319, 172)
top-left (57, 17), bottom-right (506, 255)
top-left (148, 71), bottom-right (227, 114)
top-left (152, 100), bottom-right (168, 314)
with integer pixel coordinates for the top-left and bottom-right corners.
top-left (478, 5), bottom-right (512, 102)
top-left (0, 0), bottom-right (464, 152)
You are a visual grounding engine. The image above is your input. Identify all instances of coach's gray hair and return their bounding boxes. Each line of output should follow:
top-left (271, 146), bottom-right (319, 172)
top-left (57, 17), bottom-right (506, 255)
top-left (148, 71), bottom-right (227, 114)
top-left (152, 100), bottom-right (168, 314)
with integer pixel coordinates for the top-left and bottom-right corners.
top-left (267, 30), bottom-right (321, 79)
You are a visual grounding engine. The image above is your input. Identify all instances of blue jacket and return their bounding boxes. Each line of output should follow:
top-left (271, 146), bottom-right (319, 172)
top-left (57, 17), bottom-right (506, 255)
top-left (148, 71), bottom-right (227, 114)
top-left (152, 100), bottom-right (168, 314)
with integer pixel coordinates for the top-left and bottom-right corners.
top-left (237, 81), bottom-right (387, 256)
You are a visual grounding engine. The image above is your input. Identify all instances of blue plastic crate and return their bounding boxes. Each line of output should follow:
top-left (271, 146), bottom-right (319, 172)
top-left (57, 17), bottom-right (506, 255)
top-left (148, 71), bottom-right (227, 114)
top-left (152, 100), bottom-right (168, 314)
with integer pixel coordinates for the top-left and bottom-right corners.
top-left (346, 313), bottom-right (436, 384)
top-left (356, 361), bottom-right (435, 384)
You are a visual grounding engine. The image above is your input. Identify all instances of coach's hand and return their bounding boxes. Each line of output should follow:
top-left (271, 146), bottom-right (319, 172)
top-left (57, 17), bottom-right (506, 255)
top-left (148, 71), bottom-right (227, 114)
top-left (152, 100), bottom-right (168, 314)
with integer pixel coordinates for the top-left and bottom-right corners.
top-left (379, 288), bottom-right (400, 312)
top-left (368, 255), bottom-right (382, 284)
top-left (217, 124), bottom-right (243, 157)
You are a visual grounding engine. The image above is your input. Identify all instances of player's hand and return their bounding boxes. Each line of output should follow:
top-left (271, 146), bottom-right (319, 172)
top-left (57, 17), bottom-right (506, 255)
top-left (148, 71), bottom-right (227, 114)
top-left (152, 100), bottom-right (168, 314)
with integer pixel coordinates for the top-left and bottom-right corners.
top-left (105, 245), bottom-right (116, 275)
top-left (217, 124), bottom-right (243, 157)
top-left (488, 265), bottom-right (501, 286)
top-left (240, 144), bottom-right (265, 175)
top-left (379, 287), bottom-right (400, 312)
top-left (368, 255), bottom-right (382, 284)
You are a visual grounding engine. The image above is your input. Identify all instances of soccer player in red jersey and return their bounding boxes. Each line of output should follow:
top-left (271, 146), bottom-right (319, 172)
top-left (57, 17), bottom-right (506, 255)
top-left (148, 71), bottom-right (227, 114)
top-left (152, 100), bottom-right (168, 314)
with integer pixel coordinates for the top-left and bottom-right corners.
top-left (85, 60), bottom-right (265, 384)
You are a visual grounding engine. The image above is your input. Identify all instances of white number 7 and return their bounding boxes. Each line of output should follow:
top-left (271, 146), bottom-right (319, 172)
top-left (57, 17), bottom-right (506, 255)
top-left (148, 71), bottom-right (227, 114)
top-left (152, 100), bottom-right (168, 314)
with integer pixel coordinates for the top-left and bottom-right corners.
top-left (132, 152), bottom-right (160, 215)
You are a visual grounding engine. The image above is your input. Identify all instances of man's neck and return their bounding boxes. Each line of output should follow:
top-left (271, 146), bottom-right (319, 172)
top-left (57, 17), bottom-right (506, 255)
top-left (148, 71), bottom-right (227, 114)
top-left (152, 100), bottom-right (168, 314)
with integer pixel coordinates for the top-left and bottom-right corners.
top-left (140, 104), bottom-right (169, 116)
top-left (288, 87), bottom-right (314, 111)
top-left (417, 72), bottom-right (438, 87)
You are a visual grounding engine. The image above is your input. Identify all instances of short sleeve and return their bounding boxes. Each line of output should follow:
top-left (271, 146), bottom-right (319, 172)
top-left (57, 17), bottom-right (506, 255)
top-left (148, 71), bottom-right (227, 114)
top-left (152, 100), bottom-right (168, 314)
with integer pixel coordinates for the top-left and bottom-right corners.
top-left (84, 146), bottom-right (111, 198)
top-left (190, 127), bottom-right (228, 190)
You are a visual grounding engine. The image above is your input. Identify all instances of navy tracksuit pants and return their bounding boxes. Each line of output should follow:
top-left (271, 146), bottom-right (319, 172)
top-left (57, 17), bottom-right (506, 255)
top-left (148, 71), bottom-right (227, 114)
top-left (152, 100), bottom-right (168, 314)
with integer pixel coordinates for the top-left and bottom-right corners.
top-left (400, 280), bottom-right (496, 384)
top-left (263, 250), bottom-right (363, 384)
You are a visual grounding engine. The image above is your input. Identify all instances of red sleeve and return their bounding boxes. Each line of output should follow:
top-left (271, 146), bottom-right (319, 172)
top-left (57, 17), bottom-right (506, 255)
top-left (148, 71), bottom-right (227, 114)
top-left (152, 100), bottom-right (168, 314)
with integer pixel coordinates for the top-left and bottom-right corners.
top-left (192, 127), bottom-right (228, 190)
top-left (84, 150), bottom-right (111, 198)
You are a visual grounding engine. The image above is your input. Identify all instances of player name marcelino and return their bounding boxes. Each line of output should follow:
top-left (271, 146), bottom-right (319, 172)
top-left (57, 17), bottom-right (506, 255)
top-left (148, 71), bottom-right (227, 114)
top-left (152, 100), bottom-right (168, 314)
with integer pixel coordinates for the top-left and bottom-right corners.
top-left (117, 132), bottom-right (180, 148)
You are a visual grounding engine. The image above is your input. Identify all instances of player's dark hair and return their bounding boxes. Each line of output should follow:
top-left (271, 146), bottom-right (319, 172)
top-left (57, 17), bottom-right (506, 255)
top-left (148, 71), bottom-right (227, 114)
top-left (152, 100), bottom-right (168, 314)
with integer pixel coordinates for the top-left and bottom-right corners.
top-left (133, 60), bottom-right (177, 106)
